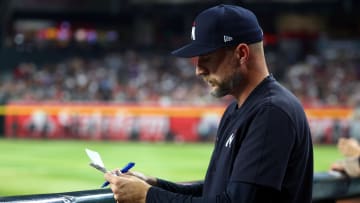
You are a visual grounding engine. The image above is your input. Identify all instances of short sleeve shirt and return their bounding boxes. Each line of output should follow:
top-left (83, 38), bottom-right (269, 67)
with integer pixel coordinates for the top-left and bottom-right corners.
top-left (202, 75), bottom-right (313, 203)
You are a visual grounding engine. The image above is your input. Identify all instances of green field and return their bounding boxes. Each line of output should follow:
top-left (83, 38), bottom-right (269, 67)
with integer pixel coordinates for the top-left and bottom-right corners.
top-left (0, 139), bottom-right (343, 196)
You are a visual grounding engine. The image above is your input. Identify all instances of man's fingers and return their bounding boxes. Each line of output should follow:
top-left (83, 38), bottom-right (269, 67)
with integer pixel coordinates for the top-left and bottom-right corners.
top-left (104, 172), bottom-right (118, 183)
top-left (104, 172), bottom-right (133, 184)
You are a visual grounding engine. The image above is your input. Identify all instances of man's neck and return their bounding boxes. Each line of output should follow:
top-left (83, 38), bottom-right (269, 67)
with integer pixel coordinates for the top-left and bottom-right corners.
top-left (235, 71), bottom-right (269, 107)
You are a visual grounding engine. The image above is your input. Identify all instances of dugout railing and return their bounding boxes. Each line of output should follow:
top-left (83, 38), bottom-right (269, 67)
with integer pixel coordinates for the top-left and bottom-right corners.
top-left (1, 172), bottom-right (360, 203)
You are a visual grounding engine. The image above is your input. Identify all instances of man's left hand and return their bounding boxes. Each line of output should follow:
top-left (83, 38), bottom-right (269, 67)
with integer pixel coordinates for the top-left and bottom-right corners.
top-left (104, 172), bottom-right (151, 203)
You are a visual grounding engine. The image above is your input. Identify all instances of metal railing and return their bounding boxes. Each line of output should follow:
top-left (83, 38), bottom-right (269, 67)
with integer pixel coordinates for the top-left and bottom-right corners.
top-left (1, 172), bottom-right (360, 203)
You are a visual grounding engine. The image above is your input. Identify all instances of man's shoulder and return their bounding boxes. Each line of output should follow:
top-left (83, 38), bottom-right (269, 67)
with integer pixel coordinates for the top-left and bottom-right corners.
top-left (267, 81), bottom-right (305, 113)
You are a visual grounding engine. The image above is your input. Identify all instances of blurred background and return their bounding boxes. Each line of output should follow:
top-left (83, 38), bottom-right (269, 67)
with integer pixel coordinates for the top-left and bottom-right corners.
top-left (0, 0), bottom-right (360, 197)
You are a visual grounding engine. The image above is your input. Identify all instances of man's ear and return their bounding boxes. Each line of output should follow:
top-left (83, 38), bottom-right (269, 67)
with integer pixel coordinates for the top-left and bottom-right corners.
top-left (235, 43), bottom-right (249, 65)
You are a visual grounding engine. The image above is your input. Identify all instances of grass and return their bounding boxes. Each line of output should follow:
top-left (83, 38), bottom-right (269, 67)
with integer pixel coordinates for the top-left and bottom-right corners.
top-left (0, 138), bottom-right (344, 196)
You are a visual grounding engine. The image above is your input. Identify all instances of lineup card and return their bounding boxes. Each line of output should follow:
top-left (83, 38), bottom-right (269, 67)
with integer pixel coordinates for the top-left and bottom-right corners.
top-left (85, 148), bottom-right (105, 168)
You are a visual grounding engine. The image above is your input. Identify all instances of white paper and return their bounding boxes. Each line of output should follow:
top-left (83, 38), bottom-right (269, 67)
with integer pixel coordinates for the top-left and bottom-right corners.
top-left (85, 148), bottom-right (105, 167)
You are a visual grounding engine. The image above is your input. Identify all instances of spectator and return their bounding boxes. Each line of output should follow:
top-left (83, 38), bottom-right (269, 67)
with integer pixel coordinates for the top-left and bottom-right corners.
top-left (331, 138), bottom-right (360, 177)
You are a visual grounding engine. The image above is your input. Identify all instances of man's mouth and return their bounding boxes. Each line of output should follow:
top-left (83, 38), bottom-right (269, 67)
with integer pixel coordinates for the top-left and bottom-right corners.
top-left (206, 79), bottom-right (216, 87)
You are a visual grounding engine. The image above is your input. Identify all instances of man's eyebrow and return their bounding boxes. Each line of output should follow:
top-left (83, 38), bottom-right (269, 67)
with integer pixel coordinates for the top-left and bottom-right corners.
top-left (199, 52), bottom-right (213, 58)
top-left (198, 54), bottom-right (211, 61)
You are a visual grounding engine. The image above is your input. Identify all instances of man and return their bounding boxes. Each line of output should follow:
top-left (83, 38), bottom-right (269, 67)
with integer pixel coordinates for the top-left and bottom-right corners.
top-left (105, 4), bottom-right (313, 203)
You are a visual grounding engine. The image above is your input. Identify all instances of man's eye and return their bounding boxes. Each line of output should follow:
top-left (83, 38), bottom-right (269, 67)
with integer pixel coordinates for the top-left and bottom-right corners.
top-left (199, 55), bottom-right (211, 62)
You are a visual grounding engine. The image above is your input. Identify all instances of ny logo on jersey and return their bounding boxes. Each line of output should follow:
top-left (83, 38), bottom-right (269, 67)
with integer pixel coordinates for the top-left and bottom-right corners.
top-left (225, 133), bottom-right (235, 148)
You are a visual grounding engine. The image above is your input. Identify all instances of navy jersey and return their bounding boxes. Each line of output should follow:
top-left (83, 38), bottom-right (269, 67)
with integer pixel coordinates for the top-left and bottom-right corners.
top-left (202, 75), bottom-right (313, 202)
top-left (146, 75), bottom-right (313, 203)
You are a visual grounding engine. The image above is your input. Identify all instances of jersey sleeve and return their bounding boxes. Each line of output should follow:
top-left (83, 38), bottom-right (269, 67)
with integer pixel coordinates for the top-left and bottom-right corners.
top-left (156, 179), bottom-right (203, 196)
top-left (230, 104), bottom-right (295, 190)
top-left (146, 181), bottom-right (278, 203)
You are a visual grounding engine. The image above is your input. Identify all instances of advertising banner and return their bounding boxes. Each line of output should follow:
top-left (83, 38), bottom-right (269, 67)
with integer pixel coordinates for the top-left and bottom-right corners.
top-left (3, 103), bottom-right (358, 143)
top-left (4, 104), bottom-right (224, 141)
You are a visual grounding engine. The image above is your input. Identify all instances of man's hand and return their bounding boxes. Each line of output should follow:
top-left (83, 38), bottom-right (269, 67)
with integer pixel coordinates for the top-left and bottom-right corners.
top-left (104, 172), bottom-right (151, 203)
top-left (126, 171), bottom-right (158, 186)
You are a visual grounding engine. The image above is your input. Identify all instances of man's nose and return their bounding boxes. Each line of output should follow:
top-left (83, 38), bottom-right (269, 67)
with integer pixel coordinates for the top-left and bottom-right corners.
top-left (195, 65), bottom-right (207, 76)
top-left (191, 57), bottom-right (208, 76)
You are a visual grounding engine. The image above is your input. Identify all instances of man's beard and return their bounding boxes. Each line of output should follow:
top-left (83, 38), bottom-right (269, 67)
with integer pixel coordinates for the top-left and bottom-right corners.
top-left (209, 73), bottom-right (242, 98)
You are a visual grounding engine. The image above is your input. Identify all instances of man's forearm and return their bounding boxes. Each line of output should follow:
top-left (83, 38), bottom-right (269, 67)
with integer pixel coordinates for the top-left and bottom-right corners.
top-left (146, 181), bottom-right (278, 203)
top-left (156, 179), bottom-right (203, 196)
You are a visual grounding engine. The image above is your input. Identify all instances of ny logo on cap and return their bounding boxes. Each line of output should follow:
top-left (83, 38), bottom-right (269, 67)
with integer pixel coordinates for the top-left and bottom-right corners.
top-left (191, 22), bottom-right (196, 40)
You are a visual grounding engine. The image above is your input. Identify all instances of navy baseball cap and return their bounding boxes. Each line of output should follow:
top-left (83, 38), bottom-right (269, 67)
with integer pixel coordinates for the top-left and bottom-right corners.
top-left (171, 4), bottom-right (263, 58)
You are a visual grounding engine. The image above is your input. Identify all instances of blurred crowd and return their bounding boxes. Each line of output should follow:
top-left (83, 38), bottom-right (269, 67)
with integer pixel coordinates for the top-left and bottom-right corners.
top-left (283, 46), bottom-right (360, 107)
top-left (0, 51), bottom-right (223, 105)
top-left (0, 45), bottom-right (360, 107)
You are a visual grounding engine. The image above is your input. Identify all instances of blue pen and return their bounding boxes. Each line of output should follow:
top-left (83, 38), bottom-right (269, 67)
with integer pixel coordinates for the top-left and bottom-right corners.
top-left (101, 162), bottom-right (135, 188)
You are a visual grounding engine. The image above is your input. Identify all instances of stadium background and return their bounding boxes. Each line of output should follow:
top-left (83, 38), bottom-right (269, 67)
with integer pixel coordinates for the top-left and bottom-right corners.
top-left (0, 0), bottom-right (360, 199)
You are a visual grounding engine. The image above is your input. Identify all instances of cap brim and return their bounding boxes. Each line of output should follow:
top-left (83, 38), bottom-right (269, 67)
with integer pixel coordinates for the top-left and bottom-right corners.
top-left (171, 43), bottom-right (219, 58)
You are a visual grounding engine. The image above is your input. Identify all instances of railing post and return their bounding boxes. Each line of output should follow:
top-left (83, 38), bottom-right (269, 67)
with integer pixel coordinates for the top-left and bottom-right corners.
top-left (1, 172), bottom-right (360, 202)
